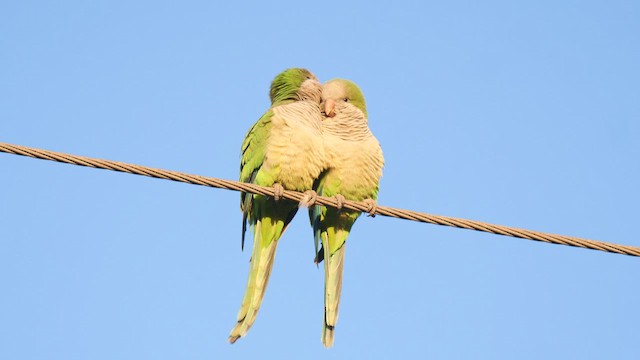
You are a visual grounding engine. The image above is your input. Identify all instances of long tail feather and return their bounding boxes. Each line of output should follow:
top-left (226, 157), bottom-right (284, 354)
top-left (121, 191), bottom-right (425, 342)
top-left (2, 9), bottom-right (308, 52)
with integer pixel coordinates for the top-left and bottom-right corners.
top-left (229, 220), bottom-right (279, 343)
top-left (322, 240), bottom-right (346, 348)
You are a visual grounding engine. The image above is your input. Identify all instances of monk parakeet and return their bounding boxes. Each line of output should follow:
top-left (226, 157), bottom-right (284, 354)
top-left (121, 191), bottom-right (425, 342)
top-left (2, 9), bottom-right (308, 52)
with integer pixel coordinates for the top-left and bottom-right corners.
top-left (310, 79), bottom-right (384, 347)
top-left (229, 68), bottom-right (326, 344)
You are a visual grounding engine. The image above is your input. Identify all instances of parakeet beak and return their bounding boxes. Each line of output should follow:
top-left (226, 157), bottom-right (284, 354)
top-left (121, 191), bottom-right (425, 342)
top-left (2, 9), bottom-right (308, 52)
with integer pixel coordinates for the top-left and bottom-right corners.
top-left (324, 98), bottom-right (336, 118)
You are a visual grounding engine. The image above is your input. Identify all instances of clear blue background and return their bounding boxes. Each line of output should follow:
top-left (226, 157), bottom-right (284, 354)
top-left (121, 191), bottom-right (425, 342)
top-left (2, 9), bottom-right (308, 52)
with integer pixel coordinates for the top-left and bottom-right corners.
top-left (1, 1), bottom-right (639, 359)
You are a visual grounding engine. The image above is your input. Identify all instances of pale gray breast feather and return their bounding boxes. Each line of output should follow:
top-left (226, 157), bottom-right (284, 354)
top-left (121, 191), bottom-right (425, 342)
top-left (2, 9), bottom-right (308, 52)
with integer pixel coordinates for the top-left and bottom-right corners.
top-left (272, 101), bottom-right (323, 131)
top-left (322, 116), bottom-right (373, 141)
top-left (322, 105), bottom-right (377, 141)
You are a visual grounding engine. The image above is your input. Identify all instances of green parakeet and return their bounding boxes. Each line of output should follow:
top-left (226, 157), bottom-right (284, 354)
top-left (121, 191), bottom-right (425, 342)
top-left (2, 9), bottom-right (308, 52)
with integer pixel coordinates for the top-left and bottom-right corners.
top-left (310, 79), bottom-right (384, 348)
top-left (229, 68), bottom-right (326, 344)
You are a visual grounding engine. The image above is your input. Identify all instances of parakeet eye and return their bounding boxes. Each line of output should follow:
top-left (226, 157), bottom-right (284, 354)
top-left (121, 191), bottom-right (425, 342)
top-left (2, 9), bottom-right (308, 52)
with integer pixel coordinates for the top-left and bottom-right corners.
top-left (343, 98), bottom-right (349, 102)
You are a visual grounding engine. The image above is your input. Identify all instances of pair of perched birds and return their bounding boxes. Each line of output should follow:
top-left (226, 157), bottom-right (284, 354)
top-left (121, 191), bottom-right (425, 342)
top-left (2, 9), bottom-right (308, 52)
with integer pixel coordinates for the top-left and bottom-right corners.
top-left (229, 68), bottom-right (384, 348)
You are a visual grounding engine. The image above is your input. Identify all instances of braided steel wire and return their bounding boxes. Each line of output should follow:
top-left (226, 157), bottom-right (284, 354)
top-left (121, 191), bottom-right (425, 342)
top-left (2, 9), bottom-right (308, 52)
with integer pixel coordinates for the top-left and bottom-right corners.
top-left (1, 141), bottom-right (638, 257)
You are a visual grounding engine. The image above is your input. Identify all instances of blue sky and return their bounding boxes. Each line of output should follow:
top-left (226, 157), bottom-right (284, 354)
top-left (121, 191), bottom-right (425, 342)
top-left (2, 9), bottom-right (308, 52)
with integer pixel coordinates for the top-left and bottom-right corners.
top-left (1, 1), bottom-right (639, 359)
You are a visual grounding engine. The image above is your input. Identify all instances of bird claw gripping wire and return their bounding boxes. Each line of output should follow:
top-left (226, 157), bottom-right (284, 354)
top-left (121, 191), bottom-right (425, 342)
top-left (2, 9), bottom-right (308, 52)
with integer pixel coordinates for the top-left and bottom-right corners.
top-left (272, 183), bottom-right (284, 201)
top-left (363, 198), bottom-right (378, 217)
top-left (333, 194), bottom-right (346, 210)
top-left (299, 190), bottom-right (318, 208)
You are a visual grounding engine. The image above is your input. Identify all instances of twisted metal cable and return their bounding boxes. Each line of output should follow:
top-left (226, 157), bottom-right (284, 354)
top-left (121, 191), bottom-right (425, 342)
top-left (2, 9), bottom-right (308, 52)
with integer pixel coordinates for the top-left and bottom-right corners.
top-left (1, 141), bottom-right (638, 257)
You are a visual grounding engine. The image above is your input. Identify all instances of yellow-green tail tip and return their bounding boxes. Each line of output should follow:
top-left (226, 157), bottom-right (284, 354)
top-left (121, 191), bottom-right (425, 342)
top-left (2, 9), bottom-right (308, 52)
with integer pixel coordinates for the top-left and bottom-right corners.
top-left (322, 325), bottom-right (335, 348)
top-left (228, 335), bottom-right (240, 344)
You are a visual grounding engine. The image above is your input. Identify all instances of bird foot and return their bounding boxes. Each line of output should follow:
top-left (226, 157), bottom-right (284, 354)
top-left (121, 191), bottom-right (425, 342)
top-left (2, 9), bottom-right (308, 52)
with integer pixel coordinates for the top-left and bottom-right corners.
top-left (363, 198), bottom-right (378, 217)
top-left (333, 194), bottom-right (346, 210)
top-left (299, 190), bottom-right (318, 208)
top-left (272, 183), bottom-right (284, 201)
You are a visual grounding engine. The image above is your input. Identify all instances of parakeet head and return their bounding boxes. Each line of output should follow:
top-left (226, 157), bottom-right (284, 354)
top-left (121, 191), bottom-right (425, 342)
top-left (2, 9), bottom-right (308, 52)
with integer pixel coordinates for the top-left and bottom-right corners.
top-left (269, 68), bottom-right (321, 105)
top-left (321, 79), bottom-right (367, 119)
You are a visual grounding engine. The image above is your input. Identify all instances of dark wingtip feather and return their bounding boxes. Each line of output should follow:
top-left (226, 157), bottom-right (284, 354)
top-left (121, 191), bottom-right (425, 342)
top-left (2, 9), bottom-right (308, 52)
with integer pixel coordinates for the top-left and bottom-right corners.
top-left (241, 213), bottom-right (248, 251)
top-left (314, 245), bottom-right (325, 264)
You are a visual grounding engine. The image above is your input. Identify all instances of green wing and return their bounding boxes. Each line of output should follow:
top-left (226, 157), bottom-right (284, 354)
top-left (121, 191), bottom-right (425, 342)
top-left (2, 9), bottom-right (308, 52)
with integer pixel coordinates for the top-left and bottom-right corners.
top-left (239, 110), bottom-right (274, 249)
